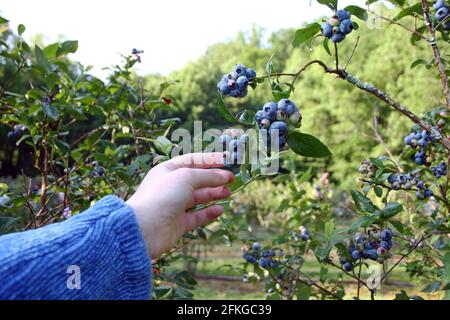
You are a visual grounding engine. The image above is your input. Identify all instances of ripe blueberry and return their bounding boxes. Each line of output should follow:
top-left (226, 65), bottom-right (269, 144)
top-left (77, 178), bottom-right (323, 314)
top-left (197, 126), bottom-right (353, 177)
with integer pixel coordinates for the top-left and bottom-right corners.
top-left (277, 99), bottom-right (297, 116)
top-left (340, 19), bottom-right (353, 35)
top-left (331, 32), bottom-right (346, 43)
top-left (246, 68), bottom-right (256, 80)
top-left (336, 9), bottom-right (351, 21)
top-left (321, 22), bottom-right (333, 38)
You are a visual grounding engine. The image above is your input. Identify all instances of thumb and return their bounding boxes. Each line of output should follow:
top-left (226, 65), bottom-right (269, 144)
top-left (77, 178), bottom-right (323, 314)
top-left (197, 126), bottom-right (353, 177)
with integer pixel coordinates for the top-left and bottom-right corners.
top-left (182, 205), bottom-right (224, 232)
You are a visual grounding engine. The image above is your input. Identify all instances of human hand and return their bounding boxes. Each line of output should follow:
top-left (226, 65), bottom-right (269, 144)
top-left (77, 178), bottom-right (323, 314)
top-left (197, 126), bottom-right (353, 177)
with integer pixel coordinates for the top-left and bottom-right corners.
top-left (126, 152), bottom-right (234, 258)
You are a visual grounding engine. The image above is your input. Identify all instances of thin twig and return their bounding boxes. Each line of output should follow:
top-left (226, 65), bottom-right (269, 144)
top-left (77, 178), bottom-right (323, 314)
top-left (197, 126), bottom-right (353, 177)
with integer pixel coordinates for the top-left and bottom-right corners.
top-left (421, 0), bottom-right (450, 109)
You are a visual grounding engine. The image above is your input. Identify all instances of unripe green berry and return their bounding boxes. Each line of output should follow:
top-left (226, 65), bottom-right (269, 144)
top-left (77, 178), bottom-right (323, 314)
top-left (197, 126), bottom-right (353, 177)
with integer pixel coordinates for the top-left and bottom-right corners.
top-left (329, 16), bottom-right (340, 26)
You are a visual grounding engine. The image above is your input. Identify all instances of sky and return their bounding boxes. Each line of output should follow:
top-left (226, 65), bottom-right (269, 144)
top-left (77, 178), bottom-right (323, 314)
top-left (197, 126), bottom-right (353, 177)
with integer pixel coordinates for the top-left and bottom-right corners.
top-left (1, 0), bottom-right (368, 78)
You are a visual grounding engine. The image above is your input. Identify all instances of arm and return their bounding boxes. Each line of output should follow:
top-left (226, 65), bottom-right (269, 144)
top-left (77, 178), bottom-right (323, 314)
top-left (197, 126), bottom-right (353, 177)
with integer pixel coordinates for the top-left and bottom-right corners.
top-left (0, 195), bottom-right (151, 300)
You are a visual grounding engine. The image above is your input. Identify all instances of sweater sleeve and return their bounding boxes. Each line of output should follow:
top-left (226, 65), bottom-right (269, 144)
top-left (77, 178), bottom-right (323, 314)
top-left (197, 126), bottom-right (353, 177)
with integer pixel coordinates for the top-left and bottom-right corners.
top-left (0, 195), bottom-right (152, 300)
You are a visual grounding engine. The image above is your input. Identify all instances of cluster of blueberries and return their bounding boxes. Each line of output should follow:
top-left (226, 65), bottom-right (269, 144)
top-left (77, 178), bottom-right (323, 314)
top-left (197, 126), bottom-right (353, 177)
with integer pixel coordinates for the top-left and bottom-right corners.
top-left (255, 99), bottom-right (302, 150)
top-left (358, 160), bottom-right (374, 178)
top-left (431, 161), bottom-right (447, 178)
top-left (434, 0), bottom-right (450, 29)
top-left (7, 124), bottom-right (27, 141)
top-left (242, 242), bottom-right (282, 269)
top-left (217, 64), bottom-right (256, 98)
top-left (219, 133), bottom-right (247, 166)
top-left (321, 9), bottom-right (354, 43)
top-left (131, 48), bottom-right (143, 63)
top-left (387, 172), bottom-right (433, 200)
top-left (404, 130), bottom-right (436, 166)
top-left (290, 226), bottom-right (311, 241)
top-left (340, 228), bottom-right (393, 272)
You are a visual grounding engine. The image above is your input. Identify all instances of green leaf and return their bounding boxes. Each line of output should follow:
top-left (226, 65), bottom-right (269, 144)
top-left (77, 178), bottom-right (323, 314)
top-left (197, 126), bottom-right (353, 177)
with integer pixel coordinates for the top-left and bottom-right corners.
top-left (394, 290), bottom-right (410, 300)
top-left (317, 0), bottom-right (337, 10)
top-left (295, 283), bottom-right (312, 300)
top-left (43, 43), bottom-right (61, 59)
top-left (350, 216), bottom-right (376, 231)
top-left (116, 170), bottom-right (134, 187)
top-left (217, 92), bottom-right (237, 123)
top-left (325, 221), bottom-right (335, 240)
top-left (380, 202), bottom-right (403, 219)
top-left (389, 220), bottom-right (405, 234)
top-left (18, 24), bottom-right (26, 35)
top-left (410, 59), bottom-right (428, 69)
top-left (323, 38), bottom-right (331, 56)
top-left (351, 190), bottom-right (377, 213)
top-left (34, 45), bottom-right (50, 72)
top-left (292, 23), bottom-right (321, 47)
top-left (57, 40), bottom-right (78, 56)
top-left (42, 103), bottom-right (59, 120)
top-left (394, 3), bottom-right (422, 21)
top-left (0, 17), bottom-right (9, 24)
top-left (345, 5), bottom-right (368, 21)
top-left (287, 132), bottom-right (332, 158)
top-left (374, 186), bottom-right (383, 197)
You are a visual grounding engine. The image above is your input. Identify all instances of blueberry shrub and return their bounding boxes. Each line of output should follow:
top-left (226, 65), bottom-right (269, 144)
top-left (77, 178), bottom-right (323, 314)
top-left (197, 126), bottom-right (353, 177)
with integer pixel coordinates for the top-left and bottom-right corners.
top-left (1, 0), bottom-right (450, 300)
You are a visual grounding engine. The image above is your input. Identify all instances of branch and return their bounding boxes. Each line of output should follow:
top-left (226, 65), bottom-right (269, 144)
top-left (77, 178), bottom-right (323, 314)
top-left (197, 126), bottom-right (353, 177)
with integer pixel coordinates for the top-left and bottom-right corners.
top-left (421, 0), bottom-right (450, 109)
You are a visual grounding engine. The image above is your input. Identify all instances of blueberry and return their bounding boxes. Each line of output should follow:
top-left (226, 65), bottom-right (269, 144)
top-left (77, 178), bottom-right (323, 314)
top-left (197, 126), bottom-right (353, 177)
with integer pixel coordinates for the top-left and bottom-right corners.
top-left (268, 260), bottom-right (278, 268)
top-left (246, 68), bottom-right (256, 80)
top-left (252, 242), bottom-right (261, 251)
top-left (377, 247), bottom-right (387, 256)
top-left (434, 0), bottom-right (446, 10)
top-left (416, 180), bottom-right (425, 189)
top-left (436, 6), bottom-right (449, 20)
top-left (300, 233), bottom-right (310, 241)
top-left (218, 81), bottom-right (230, 95)
top-left (263, 101), bottom-right (278, 114)
top-left (255, 110), bottom-right (265, 123)
top-left (331, 32), bottom-right (346, 43)
top-left (232, 64), bottom-right (247, 77)
top-left (90, 167), bottom-right (104, 178)
top-left (364, 249), bottom-right (378, 261)
top-left (260, 118), bottom-right (271, 129)
top-left (336, 9), bottom-right (351, 21)
top-left (236, 76), bottom-right (249, 90)
top-left (263, 108), bottom-right (277, 122)
top-left (321, 22), bottom-right (333, 38)
top-left (132, 48), bottom-right (138, 54)
top-left (404, 135), bottom-right (413, 145)
top-left (418, 138), bottom-right (428, 147)
top-left (244, 253), bottom-right (257, 263)
top-left (424, 189), bottom-right (433, 197)
top-left (380, 229), bottom-right (392, 241)
top-left (269, 121), bottom-right (288, 136)
top-left (279, 136), bottom-right (287, 148)
top-left (277, 99), bottom-right (297, 116)
top-left (413, 131), bottom-right (422, 140)
top-left (261, 250), bottom-right (271, 258)
top-left (259, 257), bottom-right (269, 268)
top-left (388, 174), bottom-right (397, 184)
top-left (343, 262), bottom-right (352, 272)
top-left (340, 19), bottom-right (353, 35)
top-left (351, 250), bottom-right (361, 260)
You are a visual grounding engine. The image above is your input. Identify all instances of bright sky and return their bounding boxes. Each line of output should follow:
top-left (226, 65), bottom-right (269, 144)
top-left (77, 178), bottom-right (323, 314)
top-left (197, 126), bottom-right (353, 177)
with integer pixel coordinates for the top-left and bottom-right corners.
top-left (1, 0), bottom-right (367, 77)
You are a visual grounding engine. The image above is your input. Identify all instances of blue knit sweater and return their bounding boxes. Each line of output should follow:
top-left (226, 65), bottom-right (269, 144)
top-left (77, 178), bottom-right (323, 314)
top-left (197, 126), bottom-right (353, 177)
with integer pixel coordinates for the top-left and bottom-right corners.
top-left (0, 196), bottom-right (152, 299)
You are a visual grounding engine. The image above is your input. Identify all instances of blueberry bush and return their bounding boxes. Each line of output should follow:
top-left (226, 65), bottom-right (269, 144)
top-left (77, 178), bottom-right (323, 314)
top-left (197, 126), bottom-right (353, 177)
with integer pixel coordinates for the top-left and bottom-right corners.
top-left (1, 0), bottom-right (450, 300)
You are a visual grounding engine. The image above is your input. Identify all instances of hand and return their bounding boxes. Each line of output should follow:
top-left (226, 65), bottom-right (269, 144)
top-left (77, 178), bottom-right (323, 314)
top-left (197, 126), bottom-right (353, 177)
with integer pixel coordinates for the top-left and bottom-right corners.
top-left (126, 152), bottom-right (234, 258)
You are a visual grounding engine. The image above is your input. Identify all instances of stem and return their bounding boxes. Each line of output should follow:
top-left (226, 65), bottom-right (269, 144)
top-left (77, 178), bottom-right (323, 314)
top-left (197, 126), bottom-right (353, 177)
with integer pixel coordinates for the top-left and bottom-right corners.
top-left (367, 9), bottom-right (427, 41)
top-left (334, 43), bottom-right (339, 71)
top-left (381, 233), bottom-right (433, 282)
top-left (421, 0), bottom-right (450, 109)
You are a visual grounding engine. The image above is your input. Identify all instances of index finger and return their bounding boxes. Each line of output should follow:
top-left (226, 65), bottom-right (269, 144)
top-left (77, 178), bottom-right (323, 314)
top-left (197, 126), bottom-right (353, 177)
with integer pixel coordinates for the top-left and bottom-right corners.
top-left (163, 152), bottom-right (227, 171)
